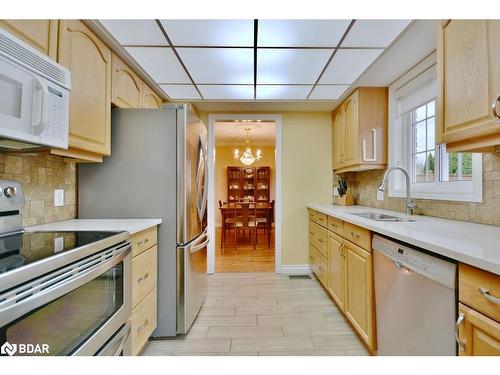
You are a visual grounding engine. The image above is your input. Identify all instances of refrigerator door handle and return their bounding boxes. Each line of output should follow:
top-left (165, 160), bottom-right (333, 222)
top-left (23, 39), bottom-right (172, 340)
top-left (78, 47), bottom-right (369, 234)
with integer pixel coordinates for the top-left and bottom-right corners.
top-left (191, 237), bottom-right (210, 253)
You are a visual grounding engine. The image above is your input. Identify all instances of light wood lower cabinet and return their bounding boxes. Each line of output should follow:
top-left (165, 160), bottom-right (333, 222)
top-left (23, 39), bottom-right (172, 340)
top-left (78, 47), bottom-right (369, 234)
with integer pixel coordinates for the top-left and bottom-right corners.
top-left (344, 241), bottom-right (375, 350)
top-left (0, 19), bottom-right (59, 59)
top-left (458, 303), bottom-right (500, 356)
top-left (130, 226), bottom-right (158, 355)
top-left (308, 209), bottom-right (376, 352)
top-left (327, 232), bottom-right (345, 311)
top-left (57, 20), bottom-right (112, 156)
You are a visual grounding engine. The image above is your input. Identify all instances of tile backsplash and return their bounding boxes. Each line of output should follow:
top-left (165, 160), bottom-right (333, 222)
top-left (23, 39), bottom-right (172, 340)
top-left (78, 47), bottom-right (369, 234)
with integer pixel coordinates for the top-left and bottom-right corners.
top-left (0, 153), bottom-right (77, 226)
top-left (335, 153), bottom-right (500, 226)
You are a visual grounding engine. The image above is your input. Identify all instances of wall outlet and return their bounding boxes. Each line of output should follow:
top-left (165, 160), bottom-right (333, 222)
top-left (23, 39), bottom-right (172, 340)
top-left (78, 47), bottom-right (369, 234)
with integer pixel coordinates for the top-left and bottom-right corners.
top-left (376, 189), bottom-right (385, 201)
top-left (54, 189), bottom-right (64, 207)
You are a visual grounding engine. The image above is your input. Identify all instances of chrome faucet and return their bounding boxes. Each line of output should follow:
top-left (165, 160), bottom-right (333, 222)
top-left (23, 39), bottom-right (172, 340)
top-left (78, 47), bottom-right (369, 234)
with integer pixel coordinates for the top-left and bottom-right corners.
top-left (377, 166), bottom-right (415, 216)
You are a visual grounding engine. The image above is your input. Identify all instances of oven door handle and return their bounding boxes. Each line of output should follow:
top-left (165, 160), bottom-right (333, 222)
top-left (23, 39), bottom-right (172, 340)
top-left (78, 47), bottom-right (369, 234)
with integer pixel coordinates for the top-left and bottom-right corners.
top-left (0, 243), bottom-right (131, 327)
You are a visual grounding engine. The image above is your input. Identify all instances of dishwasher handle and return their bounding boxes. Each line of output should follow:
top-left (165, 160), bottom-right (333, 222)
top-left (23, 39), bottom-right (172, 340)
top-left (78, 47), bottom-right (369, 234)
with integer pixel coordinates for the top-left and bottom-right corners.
top-left (455, 313), bottom-right (466, 352)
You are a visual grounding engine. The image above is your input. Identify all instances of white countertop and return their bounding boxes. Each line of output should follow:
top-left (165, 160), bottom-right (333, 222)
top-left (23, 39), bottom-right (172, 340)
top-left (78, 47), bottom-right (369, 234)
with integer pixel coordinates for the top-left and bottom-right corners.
top-left (26, 219), bottom-right (162, 235)
top-left (307, 204), bottom-right (500, 275)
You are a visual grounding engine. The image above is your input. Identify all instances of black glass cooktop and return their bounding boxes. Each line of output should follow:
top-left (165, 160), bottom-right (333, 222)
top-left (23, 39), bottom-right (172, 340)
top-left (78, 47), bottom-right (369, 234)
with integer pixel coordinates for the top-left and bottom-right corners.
top-left (0, 231), bottom-right (119, 275)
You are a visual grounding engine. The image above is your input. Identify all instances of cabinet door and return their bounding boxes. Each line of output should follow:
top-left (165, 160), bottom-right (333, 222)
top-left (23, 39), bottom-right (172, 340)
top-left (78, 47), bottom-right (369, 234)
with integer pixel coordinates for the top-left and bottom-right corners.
top-left (111, 53), bottom-right (143, 108)
top-left (327, 233), bottom-right (345, 311)
top-left (458, 303), bottom-right (500, 356)
top-left (141, 83), bottom-right (163, 108)
top-left (343, 91), bottom-right (359, 166)
top-left (344, 241), bottom-right (375, 350)
top-left (0, 20), bottom-right (58, 59)
top-left (58, 20), bottom-right (112, 156)
top-left (332, 109), bottom-right (344, 169)
top-left (437, 20), bottom-right (500, 146)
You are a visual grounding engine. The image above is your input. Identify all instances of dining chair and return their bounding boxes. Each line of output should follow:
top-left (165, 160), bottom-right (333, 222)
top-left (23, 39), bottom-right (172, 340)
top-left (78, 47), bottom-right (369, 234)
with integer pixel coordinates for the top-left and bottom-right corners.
top-left (234, 203), bottom-right (257, 250)
top-left (219, 200), bottom-right (235, 250)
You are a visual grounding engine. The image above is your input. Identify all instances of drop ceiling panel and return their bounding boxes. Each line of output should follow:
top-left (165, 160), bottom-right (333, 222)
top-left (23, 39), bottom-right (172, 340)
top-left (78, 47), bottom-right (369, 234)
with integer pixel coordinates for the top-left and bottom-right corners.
top-left (319, 49), bottom-right (383, 84)
top-left (258, 20), bottom-right (351, 47)
top-left (125, 47), bottom-right (190, 83)
top-left (177, 48), bottom-right (254, 84)
top-left (256, 85), bottom-right (312, 100)
top-left (309, 85), bottom-right (349, 100)
top-left (257, 49), bottom-right (333, 84)
top-left (199, 85), bottom-right (254, 100)
top-left (342, 20), bottom-right (411, 47)
top-left (160, 20), bottom-right (254, 46)
top-left (159, 84), bottom-right (201, 100)
top-left (100, 20), bottom-right (167, 45)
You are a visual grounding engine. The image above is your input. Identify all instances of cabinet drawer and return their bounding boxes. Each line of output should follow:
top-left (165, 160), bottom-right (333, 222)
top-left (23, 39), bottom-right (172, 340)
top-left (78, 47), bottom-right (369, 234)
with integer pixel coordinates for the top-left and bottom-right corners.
top-left (308, 209), bottom-right (317, 221)
top-left (459, 263), bottom-right (500, 322)
top-left (309, 220), bottom-right (328, 258)
top-left (132, 245), bottom-right (158, 308)
top-left (344, 222), bottom-right (371, 251)
top-left (327, 216), bottom-right (344, 236)
top-left (314, 212), bottom-right (328, 227)
top-left (309, 244), bottom-right (328, 288)
top-left (131, 287), bottom-right (157, 356)
top-left (130, 226), bottom-right (158, 257)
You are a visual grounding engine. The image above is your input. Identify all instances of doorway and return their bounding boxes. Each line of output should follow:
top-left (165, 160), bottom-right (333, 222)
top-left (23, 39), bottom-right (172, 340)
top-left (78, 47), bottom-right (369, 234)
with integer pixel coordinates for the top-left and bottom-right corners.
top-left (207, 114), bottom-right (282, 274)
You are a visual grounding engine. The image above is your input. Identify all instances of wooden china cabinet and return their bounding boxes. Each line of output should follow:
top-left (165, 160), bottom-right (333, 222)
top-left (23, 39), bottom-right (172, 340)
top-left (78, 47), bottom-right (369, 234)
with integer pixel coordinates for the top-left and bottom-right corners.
top-left (227, 166), bottom-right (271, 202)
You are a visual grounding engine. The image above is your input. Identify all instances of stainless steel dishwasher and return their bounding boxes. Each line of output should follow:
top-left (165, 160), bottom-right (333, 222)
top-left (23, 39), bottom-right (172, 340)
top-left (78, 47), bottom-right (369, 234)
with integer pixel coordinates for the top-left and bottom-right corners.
top-left (373, 235), bottom-right (457, 355)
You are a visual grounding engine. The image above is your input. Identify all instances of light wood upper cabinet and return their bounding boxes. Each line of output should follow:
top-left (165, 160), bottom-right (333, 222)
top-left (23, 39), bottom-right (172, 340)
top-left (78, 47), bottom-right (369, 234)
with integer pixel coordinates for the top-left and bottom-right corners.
top-left (332, 109), bottom-right (344, 169)
top-left (344, 240), bottom-right (376, 351)
top-left (332, 87), bottom-right (388, 174)
top-left (437, 20), bottom-right (500, 152)
top-left (0, 20), bottom-right (58, 59)
top-left (141, 83), bottom-right (163, 108)
top-left (57, 20), bottom-right (112, 156)
top-left (111, 53), bottom-right (143, 108)
top-left (327, 232), bottom-right (345, 311)
top-left (458, 303), bottom-right (500, 356)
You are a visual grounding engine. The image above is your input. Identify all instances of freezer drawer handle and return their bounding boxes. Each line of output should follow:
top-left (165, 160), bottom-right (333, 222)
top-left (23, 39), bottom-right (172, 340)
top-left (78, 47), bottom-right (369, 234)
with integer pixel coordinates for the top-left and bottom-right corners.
top-left (137, 272), bottom-right (149, 283)
top-left (479, 287), bottom-right (500, 305)
top-left (455, 313), bottom-right (466, 351)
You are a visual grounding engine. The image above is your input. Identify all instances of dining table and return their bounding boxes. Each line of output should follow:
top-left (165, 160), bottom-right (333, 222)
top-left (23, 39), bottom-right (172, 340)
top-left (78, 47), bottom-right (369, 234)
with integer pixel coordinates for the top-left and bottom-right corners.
top-left (219, 202), bottom-right (273, 248)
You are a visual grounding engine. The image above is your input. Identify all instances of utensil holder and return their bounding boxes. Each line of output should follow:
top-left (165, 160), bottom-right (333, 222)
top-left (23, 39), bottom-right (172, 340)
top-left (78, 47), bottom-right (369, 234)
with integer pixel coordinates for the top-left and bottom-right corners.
top-left (337, 189), bottom-right (354, 206)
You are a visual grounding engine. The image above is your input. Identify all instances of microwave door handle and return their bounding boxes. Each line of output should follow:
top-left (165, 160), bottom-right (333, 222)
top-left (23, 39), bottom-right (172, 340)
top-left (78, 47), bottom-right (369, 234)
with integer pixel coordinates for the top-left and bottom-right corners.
top-left (32, 76), bottom-right (49, 135)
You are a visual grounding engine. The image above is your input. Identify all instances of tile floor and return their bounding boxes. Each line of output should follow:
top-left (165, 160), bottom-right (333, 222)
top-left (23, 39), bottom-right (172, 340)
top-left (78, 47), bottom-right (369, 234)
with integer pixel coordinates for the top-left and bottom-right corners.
top-left (142, 272), bottom-right (369, 356)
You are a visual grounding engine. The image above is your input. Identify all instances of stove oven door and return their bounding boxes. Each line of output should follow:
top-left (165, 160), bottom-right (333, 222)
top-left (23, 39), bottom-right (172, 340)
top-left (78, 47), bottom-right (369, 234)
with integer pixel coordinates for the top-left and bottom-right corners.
top-left (0, 242), bottom-right (131, 356)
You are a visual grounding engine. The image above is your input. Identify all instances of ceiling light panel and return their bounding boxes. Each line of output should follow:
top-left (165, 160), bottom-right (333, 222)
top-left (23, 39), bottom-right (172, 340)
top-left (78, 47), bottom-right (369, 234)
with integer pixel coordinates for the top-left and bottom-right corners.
top-left (176, 48), bottom-right (254, 84)
top-left (100, 20), bottom-right (167, 45)
top-left (309, 85), bottom-right (349, 100)
top-left (160, 20), bottom-right (254, 46)
top-left (256, 85), bottom-right (312, 100)
top-left (342, 20), bottom-right (411, 47)
top-left (125, 47), bottom-right (190, 83)
top-left (257, 49), bottom-right (333, 84)
top-left (198, 85), bottom-right (254, 100)
top-left (258, 20), bottom-right (351, 47)
top-left (159, 84), bottom-right (201, 100)
top-left (319, 49), bottom-right (383, 84)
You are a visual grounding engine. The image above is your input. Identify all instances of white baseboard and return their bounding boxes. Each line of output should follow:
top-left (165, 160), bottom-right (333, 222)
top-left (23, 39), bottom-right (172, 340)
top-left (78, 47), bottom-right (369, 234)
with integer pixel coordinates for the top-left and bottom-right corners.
top-left (279, 264), bottom-right (312, 275)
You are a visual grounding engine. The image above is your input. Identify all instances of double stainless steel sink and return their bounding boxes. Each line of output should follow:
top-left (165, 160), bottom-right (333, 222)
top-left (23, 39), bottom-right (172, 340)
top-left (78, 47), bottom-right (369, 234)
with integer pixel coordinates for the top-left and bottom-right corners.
top-left (350, 212), bottom-right (415, 222)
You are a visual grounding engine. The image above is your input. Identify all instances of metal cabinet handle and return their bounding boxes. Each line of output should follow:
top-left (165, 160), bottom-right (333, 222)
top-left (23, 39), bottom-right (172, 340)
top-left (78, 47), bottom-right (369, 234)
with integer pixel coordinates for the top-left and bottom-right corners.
top-left (350, 231), bottom-right (360, 239)
top-left (318, 238), bottom-right (324, 243)
top-left (479, 287), bottom-right (500, 305)
top-left (137, 272), bottom-right (149, 283)
top-left (493, 94), bottom-right (500, 120)
top-left (331, 223), bottom-right (338, 228)
top-left (137, 318), bottom-right (149, 333)
top-left (309, 231), bottom-right (314, 236)
top-left (455, 313), bottom-right (466, 351)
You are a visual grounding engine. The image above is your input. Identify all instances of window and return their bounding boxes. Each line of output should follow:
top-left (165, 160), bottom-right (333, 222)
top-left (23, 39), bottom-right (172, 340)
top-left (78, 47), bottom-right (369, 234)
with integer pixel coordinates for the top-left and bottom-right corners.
top-left (388, 52), bottom-right (482, 202)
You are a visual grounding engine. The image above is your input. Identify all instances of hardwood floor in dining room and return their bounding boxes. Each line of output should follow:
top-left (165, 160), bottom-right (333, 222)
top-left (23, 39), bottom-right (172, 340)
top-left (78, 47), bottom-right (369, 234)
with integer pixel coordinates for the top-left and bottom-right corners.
top-left (215, 227), bottom-right (275, 273)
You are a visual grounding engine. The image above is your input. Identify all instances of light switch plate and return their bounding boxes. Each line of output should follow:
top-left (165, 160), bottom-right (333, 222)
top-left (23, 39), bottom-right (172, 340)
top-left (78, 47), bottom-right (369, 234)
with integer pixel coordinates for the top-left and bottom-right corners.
top-left (376, 190), bottom-right (385, 201)
top-left (333, 187), bottom-right (339, 197)
top-left (54, 189), bottom-right (64, 207)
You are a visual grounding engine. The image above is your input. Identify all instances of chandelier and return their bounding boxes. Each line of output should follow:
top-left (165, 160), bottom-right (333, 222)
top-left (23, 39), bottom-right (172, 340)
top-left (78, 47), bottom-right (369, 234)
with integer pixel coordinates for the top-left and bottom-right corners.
top-left (233, 128), bottom-right (262, 166)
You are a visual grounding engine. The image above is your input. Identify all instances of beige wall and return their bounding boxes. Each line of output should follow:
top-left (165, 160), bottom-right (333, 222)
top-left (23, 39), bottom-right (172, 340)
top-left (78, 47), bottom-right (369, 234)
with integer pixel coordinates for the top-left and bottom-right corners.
top-left (0, 153), bottom-right (77, 226)
top-left (215, 144), bottom-right (276, 227)
top-left (334, 153), bottom-right (500, 226)
top-left (201, 111), bottom-right (333, 267)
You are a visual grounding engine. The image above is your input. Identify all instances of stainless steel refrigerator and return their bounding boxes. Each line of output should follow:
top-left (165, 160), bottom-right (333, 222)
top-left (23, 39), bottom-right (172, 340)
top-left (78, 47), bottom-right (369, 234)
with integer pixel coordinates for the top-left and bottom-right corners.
top-left (78, 104), bottom-right (208, 337)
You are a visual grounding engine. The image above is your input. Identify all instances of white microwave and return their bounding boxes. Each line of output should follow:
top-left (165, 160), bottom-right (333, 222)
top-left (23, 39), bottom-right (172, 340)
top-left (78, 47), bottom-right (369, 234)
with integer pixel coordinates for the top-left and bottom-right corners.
top-left (0, 28), bottom-right (71, 150)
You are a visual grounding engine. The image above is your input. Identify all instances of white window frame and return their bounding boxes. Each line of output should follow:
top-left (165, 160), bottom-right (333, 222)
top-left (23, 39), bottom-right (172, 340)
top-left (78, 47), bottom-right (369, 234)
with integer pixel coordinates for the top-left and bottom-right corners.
top-left (388, 52), bottom-right (482, 203)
